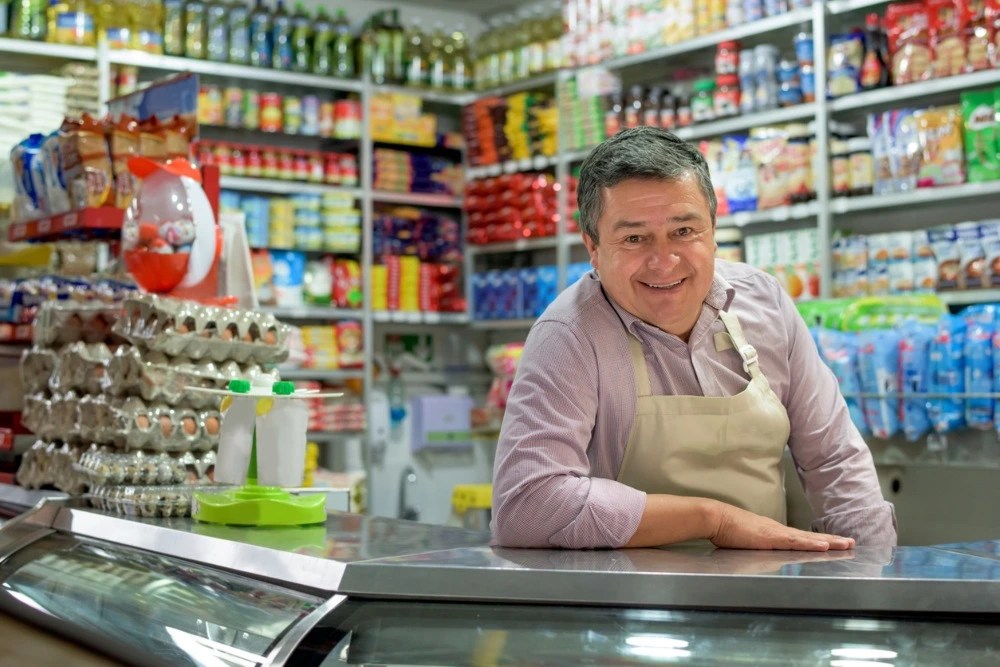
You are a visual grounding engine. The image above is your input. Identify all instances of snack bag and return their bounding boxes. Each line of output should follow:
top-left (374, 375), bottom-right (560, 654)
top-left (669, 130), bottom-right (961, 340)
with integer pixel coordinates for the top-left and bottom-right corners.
top-left (964, 319), bottom-right (994, 429)
top-left (332, 259), bottom-right (362, 309)
top-left (929, 0), bottom-right (970, 78)
top-left (815, 328), bottom-right (869, 434)
top-left (60, 114), bottom-right (113, 208)
top-left (10, 134), bottom-right (45, 222)
top-left (915, 106), bottom-right (966, 187)
top-left (40, 131), bottom-right (71, 215)
top-left (107, 116), bottom-right (141, 209)
top-left (956, 221), bottom-right (987, 289)
top-left (982, 221), bottom-right (1000, 286)
top-left (891, 109), bottom-right (922, 192)
top-left (967, 0), bottom-right (993, 70)
top-left (720, 135), bottom-right (758, 213)
top-left (163, 115), bottom-right (192, 159)
top-left (929, 225), bottom-right (961, 289)
top-left (928, 314), bottom-right (967, 433)
top-left (886, 2), bottom-right (933, 84)
top-left (961, 90), bottom-right (1000, 182)
top-left (138, 116), bottom-right (168, 161)
top-left (988, 0), bottom-right (1000, 66)
top-left (898, 321), bottom-right (934, 441)
top-left (857, 329), bottom-right (901, 439)
top-left (749, 127), bottom-right (789, 210)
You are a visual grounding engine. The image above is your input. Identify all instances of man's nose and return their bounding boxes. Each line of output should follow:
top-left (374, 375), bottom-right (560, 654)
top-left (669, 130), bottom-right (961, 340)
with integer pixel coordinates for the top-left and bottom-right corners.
top-left (647, 242), bottom-right (681, 270)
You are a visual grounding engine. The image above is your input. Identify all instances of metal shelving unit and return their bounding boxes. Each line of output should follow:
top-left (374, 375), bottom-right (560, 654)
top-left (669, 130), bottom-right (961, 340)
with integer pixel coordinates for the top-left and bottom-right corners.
top-left (261, 305), bottom-right (362, 320)
top-left (219, 176), bottom-right (363, 198)
top-left (372, 191), bottom-right (463, 208)
top-left (372, 311), bottom-right (470, 325)
top-left (0, 37), bottom-right (95, 60)
top-left (469, 318), bottom-right (537, 331)
top-left (279, 368), bottom-right (365, 382)
top-left (467, 237), bottom-right (560, 256)
top-left (829, 68), bottom-right (1000, 113)
top-left (935, 290), bottom-right (1000, 307)
top-left (831, 181), bottom-right (1000, 215)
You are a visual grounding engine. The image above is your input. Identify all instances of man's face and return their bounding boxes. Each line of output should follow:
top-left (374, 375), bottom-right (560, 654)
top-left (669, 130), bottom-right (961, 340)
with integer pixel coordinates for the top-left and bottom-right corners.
top-left (582, 175), bottom-right (716, 342)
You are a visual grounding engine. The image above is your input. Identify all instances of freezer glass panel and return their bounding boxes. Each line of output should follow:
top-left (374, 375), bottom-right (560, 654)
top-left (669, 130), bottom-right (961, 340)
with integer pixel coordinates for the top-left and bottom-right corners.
top-left (0, 533), bottom-right (323, 667)
top-left (299, 599), bottom-right (1000, 666)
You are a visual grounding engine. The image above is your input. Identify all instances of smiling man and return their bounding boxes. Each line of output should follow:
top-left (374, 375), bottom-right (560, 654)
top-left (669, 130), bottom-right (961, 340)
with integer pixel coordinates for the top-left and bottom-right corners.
top-left (491, 126), bottom-right (896, 550)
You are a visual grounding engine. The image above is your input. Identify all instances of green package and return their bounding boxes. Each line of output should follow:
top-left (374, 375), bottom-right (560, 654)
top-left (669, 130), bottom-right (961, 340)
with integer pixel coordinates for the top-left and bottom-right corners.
top-left (961, 90), bottom-right (1000, 182)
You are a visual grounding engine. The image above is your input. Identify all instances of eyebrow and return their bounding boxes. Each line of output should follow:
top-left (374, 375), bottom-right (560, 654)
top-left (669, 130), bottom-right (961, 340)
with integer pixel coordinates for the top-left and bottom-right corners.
top-left (610, 213), bottom-right (705, 233)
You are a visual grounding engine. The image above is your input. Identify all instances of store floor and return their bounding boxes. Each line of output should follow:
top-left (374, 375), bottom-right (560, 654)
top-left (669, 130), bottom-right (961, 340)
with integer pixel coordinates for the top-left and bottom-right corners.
top-left (0, 613), bottom-right (124, 666)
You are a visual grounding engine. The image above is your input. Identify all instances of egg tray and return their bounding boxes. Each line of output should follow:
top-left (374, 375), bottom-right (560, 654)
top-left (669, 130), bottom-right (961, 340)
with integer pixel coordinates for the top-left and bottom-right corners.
top-left (88, 485), bottom-right (200, 518)
top-left (33, 300), bottom-right (126, 347)
top-left (16, 440), bottom-right (87, 495)
top-left (22, 392), bottom-right (221, 452)
top-left (114, 294), bottom-right (291, 364)
top-left (74, 449), bottom-right (216, 487)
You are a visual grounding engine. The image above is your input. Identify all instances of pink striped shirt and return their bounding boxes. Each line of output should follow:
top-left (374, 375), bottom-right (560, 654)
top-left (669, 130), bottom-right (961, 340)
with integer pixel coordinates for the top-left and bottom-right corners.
top-left (492, 259), bottom-right (897, 549)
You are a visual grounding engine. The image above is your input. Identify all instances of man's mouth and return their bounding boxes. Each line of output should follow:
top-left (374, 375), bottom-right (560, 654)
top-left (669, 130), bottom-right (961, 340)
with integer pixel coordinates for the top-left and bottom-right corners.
top-left (641, 278), bottom-right (685, 290)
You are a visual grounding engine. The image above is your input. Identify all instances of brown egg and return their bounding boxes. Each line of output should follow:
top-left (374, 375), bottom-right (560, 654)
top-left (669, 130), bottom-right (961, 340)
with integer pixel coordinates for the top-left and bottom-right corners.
top-left (135, 414), bottom-right (150, 430)
top-left (264, 328), bottom-right (278, 345)
top-left (204, 416), bottom-right (219, 435)
top-left (182, 416), bottom-right (197, 436)
top-left (159, 414), bottom-right (173, 437)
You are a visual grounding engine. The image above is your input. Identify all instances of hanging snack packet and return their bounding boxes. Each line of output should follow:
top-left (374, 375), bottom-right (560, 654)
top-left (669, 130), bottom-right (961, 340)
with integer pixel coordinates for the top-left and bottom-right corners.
top-left (964, 319), bottom-right (995, 429)
top-left (929, 0), bottom-right (970, 78)
top-left (898, 321), bottom-right (934, 441)
top-left (107, 115), bottom-right (141, 209)
top-left (857, 329), bottom-right (901, 439)
top-left (928, 314), bottom-right (967, 433)
top-left (968, 0), bottom-right (993, 70)
top-left (960, 90), bottom-right (1000, 182)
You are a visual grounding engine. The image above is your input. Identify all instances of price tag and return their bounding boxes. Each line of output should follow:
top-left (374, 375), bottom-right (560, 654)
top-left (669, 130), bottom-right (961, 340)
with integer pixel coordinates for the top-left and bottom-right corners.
top-left (487, 164), bottom-right (502, 177)
top-left (62, 212), bottom-right (78, 229)
top-left (832, 197), bottom-right (849, 214)
top-left (406, 312), bottom-right (421, 323)
top-left (733, 213), bottom-right (751, 228)
top-left (772, 207), bottom-right (790, 222)
top-left (37, 218), bottom-right (52, 234)
top-left (503, 161), bottom-right (517, 174)
top-left (424, 312), bottom-right (441, 324)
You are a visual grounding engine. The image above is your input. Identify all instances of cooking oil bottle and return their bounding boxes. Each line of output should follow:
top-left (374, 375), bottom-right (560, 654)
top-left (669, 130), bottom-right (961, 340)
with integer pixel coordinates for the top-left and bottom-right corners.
top-left (162, 0), bottom-right (184, 55)
top-left (310, 7), bottom-right (333, 75)
top-left (331, 8), bottom-right (354, 78)
top-left (47, 0), bottom-right (96, 46)
top-left (404, 18), bottom-right (426, 87)
top-left (227, 0), bottom-right (250, 63)
top-left (271, 0), bottom-right (292, 70)
top-left (248, 0), bottom-right (271, 67)
top-left (426, 21), bottom-right (447, 89)
top-left (183, 0), bottom-right (207, 59)
top-left (11, 0), bottom-right (46, 39)
top-left (132, 0), bottom-right (163, 53)
top-left (205, 0), bottom-right (229, 62)
top-left (290, 1), bottom-right (310, 72)
top-left (97, 0), bottom-right (129, 49)
top-left (450, 25), bottom-right (472, 91)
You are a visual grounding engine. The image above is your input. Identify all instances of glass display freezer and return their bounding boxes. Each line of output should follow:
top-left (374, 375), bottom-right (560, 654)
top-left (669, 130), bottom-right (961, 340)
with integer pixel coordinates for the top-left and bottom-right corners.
top-left (0, 495), bottom-right (998, 666)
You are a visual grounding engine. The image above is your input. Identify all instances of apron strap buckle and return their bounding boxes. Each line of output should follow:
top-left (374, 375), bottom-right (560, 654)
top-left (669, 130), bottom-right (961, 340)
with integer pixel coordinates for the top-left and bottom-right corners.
top-left (738, 344), bottom-right (759, 374)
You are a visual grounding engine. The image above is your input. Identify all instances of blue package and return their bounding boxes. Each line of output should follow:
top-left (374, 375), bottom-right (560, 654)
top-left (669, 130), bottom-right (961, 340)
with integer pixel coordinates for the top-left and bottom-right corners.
top-left (536, 266), bottom-right (559, 316)
top-left (500, 270), bottom-right (521, 319)
top-left (268, 250), bottom-right (306, 306)
top-left (815, 328), bottom-right (868, 434)
top-left (965, 321), bottom-right (995, 430)
top-left (857, 330), bottom-right (901, 439)
top-left (722, 135), bottom-right (758, 213)
top-left (566, 261), bottom-right (592, 286)
top-left (898, 322), bottom-right (934, 441)
top-left (993, 329), bottom-right (1000, 438)
top-left (962, 303), bottom-right (998, 325)
top-left (928, 315), bottom-right (967, 433)
top-left (472, 272), bottom-right (489, 321)
top-left (519, 267), bottom-right (538, 319)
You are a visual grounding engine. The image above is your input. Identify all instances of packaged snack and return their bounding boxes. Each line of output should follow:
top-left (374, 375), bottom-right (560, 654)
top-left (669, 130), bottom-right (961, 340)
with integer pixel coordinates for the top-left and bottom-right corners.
top-left (60, 114), bottom-right (113, 208)
top-left (929, 0), bottom-right (970, 78)
top-left (899, 322), bottom-right (934, 441)
top-left (886, 2), bottom-right (933, 84)
top-left (720, 135), bottom-right (758, 213)
top-left (960, 90), bottom-right (1000, 182)
top-left (890, 110), bottom-right (922, 192)
top-left (988, 0), bottom-right (1000, 66)
top-left (749, 127), bottom-right (789, 209)
top-left (929, 225), bottom-right (961, 289)
top-left (138, 117), bottom-right (168, 160)
top-left (107, 115), bottom-right (141, 208)
top-left (10, 133), bottom-right (46, 221)
top-left (928, 315), bottom-right (967, 433)
top-left (40, 131), bottom-right (71, 215)
top-left (915, 106), bottom-right (966, 187)
top-left (163, 115), bottom-right (192, 159)
top-left (982, 221), bottom-right (1000, 286)
top-left (957, 221), bottom-right (987, 289)
top-left (967, 0), bottom-right (992, 69)
top-left (857, 330), bottom-right (901, 439)
top-left (333, 259), bottom-right (362, 308)
top-left (337, 321), bottom-right (363, 368)
top-left (827, 33), bottom-right (865, 97)
top-left (993, 326), bottom-right (1000, 437)
top-left (964, 319), bottom-right (994, 429)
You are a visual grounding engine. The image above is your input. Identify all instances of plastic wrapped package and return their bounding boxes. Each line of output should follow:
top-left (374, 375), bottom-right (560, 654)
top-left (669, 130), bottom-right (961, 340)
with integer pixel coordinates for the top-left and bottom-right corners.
top-left (15, 440), bottom-right (87, 494)
top-left (857, 329), bottom-right (902, 439)
top-left (74, 449), bottom-right (216, 487)
top-left (114, 295), bottom-right (290, 364)
top-left (33, 301), bottom-right (123, 347)
top-left (89, 484), bottom-right (198, 518)
top-left (898, 322), bottom-right (934, 441)
top-left (928, 315), bottom-right (967, 433)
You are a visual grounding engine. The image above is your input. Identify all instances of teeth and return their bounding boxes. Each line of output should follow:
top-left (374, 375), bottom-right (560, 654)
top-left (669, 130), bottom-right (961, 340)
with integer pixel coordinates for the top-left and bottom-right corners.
top-left (646, 279), bottom-right (682, 289)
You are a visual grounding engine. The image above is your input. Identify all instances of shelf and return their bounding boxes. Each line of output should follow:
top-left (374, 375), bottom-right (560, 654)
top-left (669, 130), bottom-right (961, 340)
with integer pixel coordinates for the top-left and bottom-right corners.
top-left (469, 318), bottom-right (537, 330)
top-left (372, 191), bottom-right (463, 208)
top-left (595, 8), bottom-right (814, 73)
top-left (474, 72), bottom-right (560, 98)
top-left (832, 181), bottom-right (1000, 214)
top-left (108, 50), bottom-right (364, 92)
top-left (7, 207), bottom-right (124, 242)
top-left (262, 305), bottom-right (362, 320)
top-left (372, 311), bottom-right (470, 325)
top-left (279, 368), bottom-right (364, 382)
top-left (375, 84), bottom-right (474, 106)
top-left (936, 290), bottom-right (1000, 306)
top-left (827, 0), bottom-right (894, 14)
top-left (398, 370), bottom-right (494, 385)
top-left (467, 154), bottom-right (559, 179)
top-left (467, 237), bottom-right (560, 255)
top-left (0, 37), bottom-right (95, 60)
top-left (675, 104), bottom-right (817, 141)
top-left (220, 175), bottom-right (362, 197)
top-left (829, 69), bottom-right (1000, 113)
top-left (307, 430), bottom-right (364, 442)
top-left (718, 201), bottom-right (821, 228)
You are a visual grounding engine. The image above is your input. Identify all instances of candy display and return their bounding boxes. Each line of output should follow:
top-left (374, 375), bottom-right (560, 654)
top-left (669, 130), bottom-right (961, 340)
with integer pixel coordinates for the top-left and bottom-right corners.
top-left (370, 93), bottom-right (443, 147)
top-left (198, 141), bottom-right (358, 186)
top-left (463, 93), bottom-right (558, 167)
top-left (373, 148), bottom-right (462, 196)
top-left (371, 259), bottom-right (464, 314)
top-left (465, 173), bottom-right (560, 244)
top-left (374, 207), bottom-right (462, 262)
top-left (472, 262), bottom-right (592, 321)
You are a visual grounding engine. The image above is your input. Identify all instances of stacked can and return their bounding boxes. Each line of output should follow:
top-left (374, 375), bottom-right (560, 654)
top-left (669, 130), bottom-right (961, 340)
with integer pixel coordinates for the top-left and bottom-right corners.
top-left (714, 41), bottom-right (741, 120)
top-left (269, 199), bottom-right (296, 248)
top-left (322, 193), bottom-right (362, 254)
top-left (398, 256), bottom-right (421, 312)
top-left (240, 195), bottom-right (272, 248)
top-left (293, 195), bottom-right (323, 251)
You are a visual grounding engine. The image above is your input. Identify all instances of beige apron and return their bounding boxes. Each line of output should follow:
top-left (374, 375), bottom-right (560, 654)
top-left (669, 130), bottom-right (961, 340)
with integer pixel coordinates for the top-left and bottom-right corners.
top-left (616, 310), bottom-right (791, 523)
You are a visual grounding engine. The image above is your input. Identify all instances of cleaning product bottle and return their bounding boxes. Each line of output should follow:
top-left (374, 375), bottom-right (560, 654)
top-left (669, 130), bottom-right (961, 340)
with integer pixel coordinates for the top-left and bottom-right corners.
top-left (290, 1), bottom-right (310, 72)
top-left (205, 0), bottom-right (229, 62)
top-left (227, 0), bottom-right (250, 63)
top-left (310, 7), bottom-right (333, 75)
top-left (270, 0), bottom-right (292, 70)
top-left (248, 0), bottom-right (271, 67)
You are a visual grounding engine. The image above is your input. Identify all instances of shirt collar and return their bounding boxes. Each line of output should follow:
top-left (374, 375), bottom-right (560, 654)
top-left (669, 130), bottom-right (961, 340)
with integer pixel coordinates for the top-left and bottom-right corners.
top-left (599, 268), bottom-right (736, 339)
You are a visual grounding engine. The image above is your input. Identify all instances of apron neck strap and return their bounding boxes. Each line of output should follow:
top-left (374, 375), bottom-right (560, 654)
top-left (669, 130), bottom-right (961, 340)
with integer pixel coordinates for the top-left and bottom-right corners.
top-left (718, 310), bottom-right (762, 379)
top-left (626, 335), bottom-right (653, 397)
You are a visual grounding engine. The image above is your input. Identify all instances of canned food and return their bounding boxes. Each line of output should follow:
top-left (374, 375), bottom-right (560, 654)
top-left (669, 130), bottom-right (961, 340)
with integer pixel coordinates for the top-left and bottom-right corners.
top-left (262, 148), bottom-right (280, 178)
top-left (278, 150), bottom-right (295, 179)
top-left (301, 95), bottom-right (320, 136)
top-left (293, 152), bottom-right (310, 181)
top-left (308, 152), bottom-right (324, 182)
top-left (242, 89), bottom-right (261, 130)
top-left (333, 98), bottom-right (362, 139)
top-left (230, 145), bottom-right (246, 176)
top-left (260, 92), bottom-right (283, 133)
top-left (224, 87), bottom-right (244, 128)
top-left (198, 85), bottom-right (223, 125)
top-left (319, 101), bottom-right (336, 138)
top-left (245, 145), bottom-right (263, 177)
top-left (324, 154), bottom-right (341, 184)
top-left (283, 95), bottom-right (302, 135)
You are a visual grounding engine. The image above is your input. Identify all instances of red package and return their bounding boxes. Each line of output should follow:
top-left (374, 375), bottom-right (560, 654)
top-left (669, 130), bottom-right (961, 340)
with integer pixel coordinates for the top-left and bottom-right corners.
top-left (886, 2), bottom-right (933, 84)
top-left (929, 0), bottom-right (970, 77)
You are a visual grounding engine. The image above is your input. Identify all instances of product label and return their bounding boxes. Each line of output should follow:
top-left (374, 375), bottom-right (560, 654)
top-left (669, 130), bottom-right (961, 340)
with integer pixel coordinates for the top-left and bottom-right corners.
top-left (55, 12), bottom-right (95, 44)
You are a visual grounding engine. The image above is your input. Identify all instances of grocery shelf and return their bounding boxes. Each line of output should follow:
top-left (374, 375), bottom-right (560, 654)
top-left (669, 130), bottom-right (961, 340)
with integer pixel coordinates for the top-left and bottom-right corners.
top-left (107, 50), bottom-right (364, 92)
top-left (372, 311), bottom-right (470, 325)
top-left (279, 368), bottom-right (364, 382)
top-left (718, 201), bottom-right (821, 228)
top-left (469, 318), bottom-right (537, 330)
top-left (467, 154), bottom-right (559, 179)
top-left (832, 181), bottom-right (1000, 214)
top-left (375, 84), bottom-right (474, 106)
top-left (307, 430), bottom-right (364, 442)
top-left (372, 191), bottom-right (463, 208)
top-left (467, 237), bottom-right (560, 255)
top-left (400, 370), bottom-right (494, 385)
top-left (675, 103), bottom-right (817, 141)
top-left (829, 69), bottom-right (1000, 113)
top-left (0, 323), bottom-right (33, 344)
top-left (219, 175), bottom-right (362, 198)
top-left (827, 0), bottom-right (894, 14)
top-left (599, 7), bottom-right (813, 72)
top-left (7, 207), bottom-right (124, 242)
top-left (0, 37), bottom-right (95, 60)
top-left (473, 71), bottom-right (559, 99)
top-left (936, 290), bottom-right (1000, 306)
top-left (262, 305), bottom-right (362, 320)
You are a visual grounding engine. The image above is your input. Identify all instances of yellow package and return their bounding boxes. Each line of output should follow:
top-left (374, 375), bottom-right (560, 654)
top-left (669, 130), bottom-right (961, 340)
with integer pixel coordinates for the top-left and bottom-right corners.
top-left (915, 106), bottom-right (966, 187)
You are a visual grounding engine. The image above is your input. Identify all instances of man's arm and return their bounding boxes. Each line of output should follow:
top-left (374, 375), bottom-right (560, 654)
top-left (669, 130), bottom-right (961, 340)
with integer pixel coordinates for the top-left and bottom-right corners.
top-left (776, 284), bottom-right (898, 546)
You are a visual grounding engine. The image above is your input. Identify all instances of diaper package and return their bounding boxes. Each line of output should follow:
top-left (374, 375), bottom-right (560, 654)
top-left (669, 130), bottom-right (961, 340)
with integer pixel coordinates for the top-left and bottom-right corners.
top-left (928, 315), bottom-right (967, 433)
top-left (898, 322), bottom-right (934, 441)
top-left (815, 328), bottom-right (868, 434)
top-left (857, 330), bottom-right (901, 439)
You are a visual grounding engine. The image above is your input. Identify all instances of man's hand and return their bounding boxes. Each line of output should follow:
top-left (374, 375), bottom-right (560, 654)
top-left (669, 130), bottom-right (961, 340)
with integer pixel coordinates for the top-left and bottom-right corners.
top-left (709, 502), bottom-right (855, 551)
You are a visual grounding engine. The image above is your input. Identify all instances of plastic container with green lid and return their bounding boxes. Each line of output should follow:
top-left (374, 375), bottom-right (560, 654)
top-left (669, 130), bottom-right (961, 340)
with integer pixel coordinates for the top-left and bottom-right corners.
top-left (692, 78), bottom-right (716, 123)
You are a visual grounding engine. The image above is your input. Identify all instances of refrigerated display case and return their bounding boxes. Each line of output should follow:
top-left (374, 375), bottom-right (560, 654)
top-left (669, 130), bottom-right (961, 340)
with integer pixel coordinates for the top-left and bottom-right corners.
top-left (0, 495), bottom-right (998, 666)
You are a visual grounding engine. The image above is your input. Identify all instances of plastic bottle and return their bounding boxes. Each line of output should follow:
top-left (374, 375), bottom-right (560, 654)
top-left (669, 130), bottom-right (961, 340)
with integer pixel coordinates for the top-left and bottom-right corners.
top-left (356, 18), bottom-right (376, 81)
top-left (860, 13), bottom-right (890, 90)
top-left (98, 0), bottom-right (130, 49)
top-left (371, 11), bottom-right (392, 84)
top-left (11, 0), bottom-right (46, 39)
top-left (498, 15), bottom-right (515, 84)
top-left (248, 0), bottom-right (271, 67)
top-left (331, 8), bottom-right (354, 78)
top-left (310, 7), bottom-right (333, 75)
top-left (427, 21), bottom-right (448, 89)
top-left (691, 78), bottom-right (716, 123)
top-left (450, 25), bottom-right (472, 91)
top-left (162, 0), bottom-right (184, 55)
top-left (404, 18), bottom-right (427, 86)
top-left (133, 0), bottom-right (163, 52)
top-left (227, 0), bottom-right (250, 64)
top-left (624, 84), bottom-right (643, 129)
top-left (514, 7), bottom-right (531, 80)
top-left (388, 9), bottom-right (407, 84)
top-left (545, 0), bottom-right (563, 71)
top-left (643, 86), bottom-right (661, 127)
top-left (271, 0), bottom-right (292, 70)
top-left (183, 0), bottom-right (207, 59)
top-left (480, 18), bottom-right (501, 89)
top-left (48, 0), bottom-right (96, 45)
top-left (205, 0), bottom-right (229, 62)
top-left (527, 4), bottom-right (546, 75)
top-left (290, 2), bottom-right (310, 72)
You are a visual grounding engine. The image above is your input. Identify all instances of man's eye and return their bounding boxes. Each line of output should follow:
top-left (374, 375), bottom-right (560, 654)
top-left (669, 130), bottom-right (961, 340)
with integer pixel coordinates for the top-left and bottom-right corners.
top-left (676, 227), bottom-right (693, 237)
top-left (625, 235), bottom-right (643, 244)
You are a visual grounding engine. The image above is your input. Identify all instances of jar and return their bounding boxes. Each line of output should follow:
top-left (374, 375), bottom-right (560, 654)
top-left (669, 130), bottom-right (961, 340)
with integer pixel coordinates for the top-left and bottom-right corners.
top-left (794, 32), bottom-right (814, 66)
top-left (691, 78), bottom-right (716, 123)
top-left (260, 93), bottom-right (283, 133)
top-left (245, 145), bottom-right (263, 178)
top-left (676, 93), bottom-right (693, 127)
top-left (848, 137), bottom-right (874, 196)
top-left (308, 152), bottom-right (325, 183)
top-left (831, 138), bottom-right (851, 198)
top-left (715, 40), bottom-right (741, 75)
top-left (778, 80), bottom-right (803, 107)
top-left (278, 150), bottom-right (296, 180)
top-left (262, 148), bottom-right (280, 179)
top-left (229, 145), bottom-right (246, 176)
top-left (293, 152), bottom-right (310, 181)
top-left (714, 74), bottom-right (740, 118)
top-left (800, 64), bottom-right (816, 102)
top-left (324, 153), bottom-right (342, 184)
top-left (212, 142), bottom-right (232, 175)
top-left (283, 95), bottom-right (303, 135)
top-left (224, 87), bottom-right (244, 128)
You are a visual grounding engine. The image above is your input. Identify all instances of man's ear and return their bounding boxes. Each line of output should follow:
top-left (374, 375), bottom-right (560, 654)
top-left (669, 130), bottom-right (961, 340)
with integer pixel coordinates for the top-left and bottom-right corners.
top-left (582, 232), bottom-right (599, 270)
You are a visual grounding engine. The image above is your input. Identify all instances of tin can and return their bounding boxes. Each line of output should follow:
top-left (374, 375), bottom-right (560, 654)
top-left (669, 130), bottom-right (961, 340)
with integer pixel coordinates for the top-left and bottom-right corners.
top-left (278, 150), bottom-right (295, 179)
top-left (293, 152), bottom-right (310, 181)
top-left (324, 153), bottom-right (341, 184)
top-left (242, 89), bottom-right (261, 130)
top-left (319, 101), bottom-right (336, 138)
top-left (262, 148), bottom-right (280, 178)
top-left (283, 95), bottom-right (302, 135)
top-left (260, 92), bottom-right (283, 133)
top-left (230, 145), bottom-right (246, 176)
top-left (308, 152), bottom-right (324, 182)
top-left (333, 98), bottom-right (362, 139)
top-left (245, 145), bottom-right (263, 177)
top-left (198, 84), bottom-right (223, 125)
top-left (224, 87), bottom-right (244, 128)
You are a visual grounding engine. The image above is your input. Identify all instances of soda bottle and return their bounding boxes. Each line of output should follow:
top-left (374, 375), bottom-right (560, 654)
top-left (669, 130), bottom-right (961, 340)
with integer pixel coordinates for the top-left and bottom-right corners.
top-left (290, 1), bottom-right (310, 72)
top-left (270, 0), bottom-right (292, 70)
top-left (311, 7), bottom-right (333, 75)
top-left (228, 0), bottom-right (250, 64)
top-left (248, 0), bottom-right (271, 67)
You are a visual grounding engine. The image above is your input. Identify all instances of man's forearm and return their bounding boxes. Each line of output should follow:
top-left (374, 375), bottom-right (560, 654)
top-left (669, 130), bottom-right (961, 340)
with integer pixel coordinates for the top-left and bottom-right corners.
top-left (624, 494), bottom-right (719, 547)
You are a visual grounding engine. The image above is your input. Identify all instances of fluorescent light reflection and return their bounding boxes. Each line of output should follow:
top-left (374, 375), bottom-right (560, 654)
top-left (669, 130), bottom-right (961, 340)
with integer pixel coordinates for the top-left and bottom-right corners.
top-left (626, 635), bottom-right (689, 649)
top-left (626, 646), bottom-right (692, 660)
top-left (831, 648), bottom-right (899, 660)
top-left (830, 661), bottom-right (895, 667)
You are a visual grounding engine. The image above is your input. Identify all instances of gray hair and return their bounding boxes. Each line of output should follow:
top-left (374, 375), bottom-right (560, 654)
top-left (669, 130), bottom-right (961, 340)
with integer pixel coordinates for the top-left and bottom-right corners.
top-left (577, 126), bottom-right (718, 242)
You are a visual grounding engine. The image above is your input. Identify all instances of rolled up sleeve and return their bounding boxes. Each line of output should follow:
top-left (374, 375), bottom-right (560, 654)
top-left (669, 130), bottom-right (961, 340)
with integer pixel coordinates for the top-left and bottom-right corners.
top-left (777, 287), bottom-right (898, 546)
top-left (491, 321), bottom-right (646, 549)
